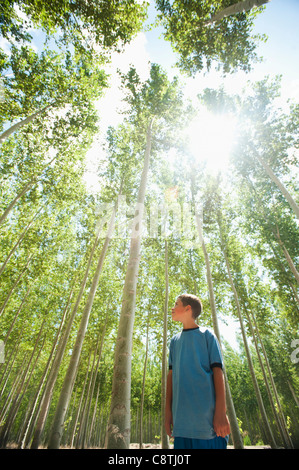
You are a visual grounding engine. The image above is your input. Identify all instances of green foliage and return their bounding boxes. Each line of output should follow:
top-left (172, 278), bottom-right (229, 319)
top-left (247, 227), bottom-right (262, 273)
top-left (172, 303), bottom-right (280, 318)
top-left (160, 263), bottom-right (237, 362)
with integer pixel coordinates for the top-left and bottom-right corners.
top-left (1, 1), bottom-right (148, 55)
top-left (155, 0), bottom-right (267, 75)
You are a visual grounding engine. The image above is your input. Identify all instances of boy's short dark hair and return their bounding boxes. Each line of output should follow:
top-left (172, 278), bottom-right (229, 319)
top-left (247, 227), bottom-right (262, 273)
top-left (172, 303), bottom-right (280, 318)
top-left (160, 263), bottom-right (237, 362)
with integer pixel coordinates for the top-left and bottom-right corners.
top-left (178, 293), bottom-right (202, 319)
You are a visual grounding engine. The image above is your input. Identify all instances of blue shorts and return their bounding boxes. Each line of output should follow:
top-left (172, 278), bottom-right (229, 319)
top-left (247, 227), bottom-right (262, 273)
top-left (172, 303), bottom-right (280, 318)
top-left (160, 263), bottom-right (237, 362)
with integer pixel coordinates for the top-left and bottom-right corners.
top-left (174, 435), bottom-right (228, 449)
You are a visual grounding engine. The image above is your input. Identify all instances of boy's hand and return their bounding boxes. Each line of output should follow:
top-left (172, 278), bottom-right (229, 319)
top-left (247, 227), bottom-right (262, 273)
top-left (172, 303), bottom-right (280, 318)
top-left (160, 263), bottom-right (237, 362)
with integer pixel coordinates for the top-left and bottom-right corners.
top-left (213, 411), bottom-right (230, 438)
top-left (165, 411), bottom-right (173, 437)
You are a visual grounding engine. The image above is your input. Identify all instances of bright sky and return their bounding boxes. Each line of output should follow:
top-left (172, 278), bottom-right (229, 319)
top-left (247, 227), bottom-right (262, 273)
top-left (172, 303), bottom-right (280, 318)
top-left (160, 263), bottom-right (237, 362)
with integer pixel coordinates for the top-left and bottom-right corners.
top-left (86, 0), bottom-right (299, 187)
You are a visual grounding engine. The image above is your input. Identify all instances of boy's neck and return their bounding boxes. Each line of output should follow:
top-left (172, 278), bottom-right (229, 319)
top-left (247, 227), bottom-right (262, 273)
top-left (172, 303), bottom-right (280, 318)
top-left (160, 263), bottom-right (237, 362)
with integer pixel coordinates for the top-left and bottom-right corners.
top-left (181, 319), bottom-right (198, 330)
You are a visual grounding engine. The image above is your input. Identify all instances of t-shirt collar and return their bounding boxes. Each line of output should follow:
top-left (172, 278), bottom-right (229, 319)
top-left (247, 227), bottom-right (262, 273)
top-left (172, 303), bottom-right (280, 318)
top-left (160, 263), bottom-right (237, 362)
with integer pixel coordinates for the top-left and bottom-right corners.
top-left (182, 326), bottom-right (199, 332)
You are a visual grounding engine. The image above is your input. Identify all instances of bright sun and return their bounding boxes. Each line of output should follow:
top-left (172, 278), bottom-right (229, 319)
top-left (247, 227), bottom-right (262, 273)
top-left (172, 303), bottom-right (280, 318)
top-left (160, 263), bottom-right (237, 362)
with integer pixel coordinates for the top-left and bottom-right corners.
top-left (185, 109), bottom-right (237, 174)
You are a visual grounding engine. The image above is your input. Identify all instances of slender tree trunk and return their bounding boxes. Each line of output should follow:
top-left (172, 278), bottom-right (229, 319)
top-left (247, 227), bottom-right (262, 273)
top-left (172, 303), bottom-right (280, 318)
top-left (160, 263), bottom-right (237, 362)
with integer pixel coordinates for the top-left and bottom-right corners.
top-left (30, 292), bottom-right (78, 448)
top-left (20, 288), bottom-right (72, 449)
top-left (255, 154), bottom-right (299, 219)
top-left (0, 351), bottom-right (28, 430)
top-left (290, 282), bottom-right (299, 307)
top-left (244, 176), bottom-right (299, 296)
top-left (206, 0), bottom-right (271, 24)
top-left (74, 354), bottom-right (92, 448)
top-left (30, 212), bottom-right (111, 449)
top-left (76, 338), bottom-right (103, 449)
top-left (274, 226), bottom-right (299, 284)
top-left (0, 150), bottom-right (62, 227)
top-left (84, 316), bottom-right (108, 448)
top-left (0, 103), bottom-right (54, 143)
top-left (69, 390), bottom-right (79, 448)
top-left (0, 181), bottom-right (35, 226)
top-left (287, 381), bottom-right (299, 408)
top-left (218, 227), bottom-right (277, 448)
top-left (195, 211), bottom-right (244, 449)
top-left (0, 205), bottom-right (43, 276)
top-left (139, 311), bottom-right (150, 449)
top-left (88, 380), bottom-right (101, 447)
top-left (0, 254), bottom-right (33, 316)
top-left (72, 357), bottom-right (91, 448)
top-left (245, 309), bottom-right (289, 448)
top-left (0, 340), bottom-right (21, 399)
top-left (0, 321), bottom-right (45, 447)
top-left (78, 355), bottom-right (97, 449)
top-left (161, 239), bottom-right (169, 449)
top-left (107, 119), bottom-right (154, 449)
top-left (250, 311), bottom-right (294, 448)
top-left (3, 282), bottom-right (34, 342)
top-left (47, 203), bottom-right (117, 449)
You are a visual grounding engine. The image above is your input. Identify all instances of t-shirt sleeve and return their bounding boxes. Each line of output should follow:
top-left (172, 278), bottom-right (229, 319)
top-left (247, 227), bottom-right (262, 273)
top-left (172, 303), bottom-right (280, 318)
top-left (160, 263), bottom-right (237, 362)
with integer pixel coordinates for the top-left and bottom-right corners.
top-left (206, 330), bottom-right (223, 369)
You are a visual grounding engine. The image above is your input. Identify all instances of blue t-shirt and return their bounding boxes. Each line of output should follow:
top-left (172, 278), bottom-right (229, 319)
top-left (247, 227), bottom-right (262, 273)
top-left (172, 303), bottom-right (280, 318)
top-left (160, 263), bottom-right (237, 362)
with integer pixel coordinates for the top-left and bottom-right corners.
top-left (168, 326), bottom-right (223, 440)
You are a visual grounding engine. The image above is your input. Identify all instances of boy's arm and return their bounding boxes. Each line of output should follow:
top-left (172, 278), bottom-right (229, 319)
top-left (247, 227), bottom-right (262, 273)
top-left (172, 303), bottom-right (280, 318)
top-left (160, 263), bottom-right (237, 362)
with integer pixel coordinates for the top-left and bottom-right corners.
top-left (165, 370), bottom-right (173, 437)
top-left (212, 366), bottom-right (230, 437)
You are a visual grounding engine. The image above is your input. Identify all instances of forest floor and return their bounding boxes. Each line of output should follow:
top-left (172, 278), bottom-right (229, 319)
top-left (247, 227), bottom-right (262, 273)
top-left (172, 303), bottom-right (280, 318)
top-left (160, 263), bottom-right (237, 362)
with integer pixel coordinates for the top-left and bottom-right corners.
top-left (129, 443), bottom-right (272, 449)
top-left (5, 442), bottom-right (272, 449)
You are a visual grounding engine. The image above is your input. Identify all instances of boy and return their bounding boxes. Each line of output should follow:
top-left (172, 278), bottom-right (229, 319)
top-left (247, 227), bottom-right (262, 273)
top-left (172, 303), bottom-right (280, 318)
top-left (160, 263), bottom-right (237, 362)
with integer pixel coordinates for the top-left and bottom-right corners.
top-left (165, 294), bottom-right (230, 449)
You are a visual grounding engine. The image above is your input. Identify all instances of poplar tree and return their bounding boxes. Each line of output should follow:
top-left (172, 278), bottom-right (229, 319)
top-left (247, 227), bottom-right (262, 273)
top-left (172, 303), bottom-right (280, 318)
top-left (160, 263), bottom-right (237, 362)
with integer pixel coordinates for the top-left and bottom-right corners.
top-left (155, 0), bottom-right (268, 75)
top-left (107, 64), bottom-right (188, 449)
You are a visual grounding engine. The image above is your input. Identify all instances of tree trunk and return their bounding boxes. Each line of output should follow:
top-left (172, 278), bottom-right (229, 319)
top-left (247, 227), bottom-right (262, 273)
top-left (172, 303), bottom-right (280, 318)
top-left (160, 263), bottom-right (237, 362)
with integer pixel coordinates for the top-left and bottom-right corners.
top-left (0, 345), bottom-right (15, 394)
top-left (274, 225), bottom-right (299, 285)
top-left (84, 316), bottom-right (108, 448)
top-left (161, 239), bottom-right (169, 449)
top-left (0, 320), bottom-right (45, 447)
top-left (0, 339), bottom-right (22, 401)
top-left (0, 205), bottom-right (43, 276)
top-left (74, 354), bottom-right (92, 448)
top-left (139, 310), bottom-right (150, 449)
top-left (255, 154), bottom-right (299, 219)
top-left (47, 202), bottom-right (117, 449)
top-left (0, 180), bottom-right (36, 226)
top-left (206, 0), bottom-right (271, 25)
top-left (195, 211), bottom-right (244, 449)
top-left (219, 229), bottom-right (277, 448)
top-left (250, 311), bottom-right (294, 448)
top-left (107, 119), bottom-right (154, 449)
top-left (0, 254), bottom-right (33, 316)
top-left (0, 351), bottom-right (28, 429)
top-left (20, 286), bottom-right (73, 449)
top-left (243, 176), bottom-right (299, 293)
top-left (71, 358), bottom-right (91, 448)
top-left (0, 150), bottom-right (61, 227)
top-left (30, 211), bottom-right (112, 449)
top-left (3, 282), bottom-right (34, 342)
top-left (0, 103), bottom-right (54, 143)
top-left (287, 381), bottom-right (299, 408)
top-left (245, 309), bottom-right (289, 447)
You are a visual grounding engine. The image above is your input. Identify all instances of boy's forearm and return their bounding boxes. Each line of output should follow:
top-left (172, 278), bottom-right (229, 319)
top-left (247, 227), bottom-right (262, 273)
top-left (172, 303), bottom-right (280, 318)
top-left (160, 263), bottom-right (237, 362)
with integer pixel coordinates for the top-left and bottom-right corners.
top-left (165, 370), bottom-right (172, 413)
top-left (165, 370), bottom-right (173, 437)
top-left (213, 366), bottom-right (226, 412)
top-left (212, 366), bottom-right (230, 437)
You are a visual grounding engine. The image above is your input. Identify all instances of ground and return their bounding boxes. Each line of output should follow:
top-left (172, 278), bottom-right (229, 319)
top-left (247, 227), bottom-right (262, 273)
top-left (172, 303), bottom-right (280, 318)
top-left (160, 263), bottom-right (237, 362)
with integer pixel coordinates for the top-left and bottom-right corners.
top-left (129, 443), bottom-right (271, 449)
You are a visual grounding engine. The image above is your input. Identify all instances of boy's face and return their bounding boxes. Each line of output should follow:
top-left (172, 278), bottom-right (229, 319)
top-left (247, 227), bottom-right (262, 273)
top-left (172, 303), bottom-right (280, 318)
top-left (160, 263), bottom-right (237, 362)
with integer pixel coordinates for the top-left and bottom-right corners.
top-left (171, 298), bottom-right (191, 322)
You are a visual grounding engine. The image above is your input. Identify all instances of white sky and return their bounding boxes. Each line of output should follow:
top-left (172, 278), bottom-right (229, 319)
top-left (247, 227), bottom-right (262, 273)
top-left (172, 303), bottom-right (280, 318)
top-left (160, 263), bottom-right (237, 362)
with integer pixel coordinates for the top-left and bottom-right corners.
top-left (86, 0), bottom-right (299, 191)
